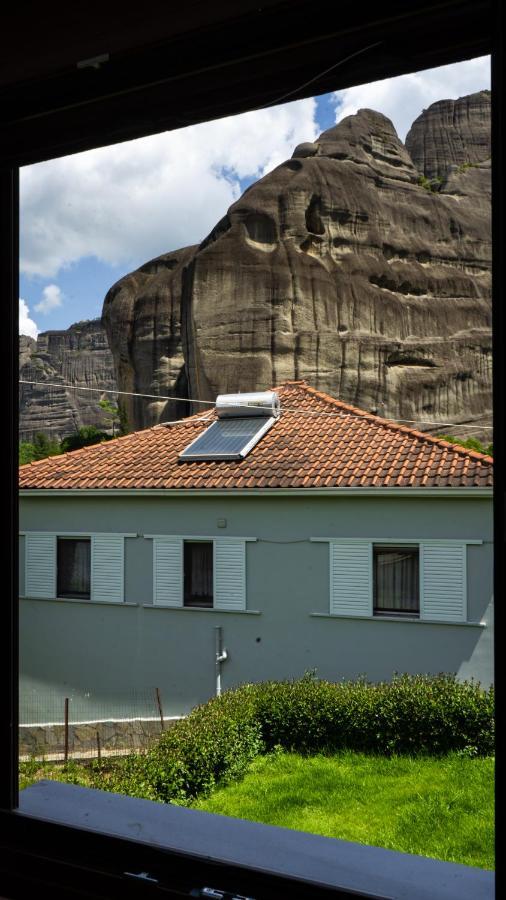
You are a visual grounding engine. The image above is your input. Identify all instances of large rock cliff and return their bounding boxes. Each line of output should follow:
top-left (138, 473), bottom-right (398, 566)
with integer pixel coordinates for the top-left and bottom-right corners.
top-left (405, 91), bottom-right (491, 179)
top-left (19, 319), bottom-right (118, 443)
top-left (103, 97), bottom-right (491, 440)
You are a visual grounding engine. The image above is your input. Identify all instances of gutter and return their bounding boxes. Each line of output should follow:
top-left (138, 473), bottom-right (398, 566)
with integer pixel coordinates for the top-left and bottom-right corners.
top-left (19, 487), bottom-right (493, 498)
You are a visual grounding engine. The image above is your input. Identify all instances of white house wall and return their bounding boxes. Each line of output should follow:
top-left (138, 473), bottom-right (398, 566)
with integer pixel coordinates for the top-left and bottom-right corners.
top-left (19, 494), bottom-right (493, 723)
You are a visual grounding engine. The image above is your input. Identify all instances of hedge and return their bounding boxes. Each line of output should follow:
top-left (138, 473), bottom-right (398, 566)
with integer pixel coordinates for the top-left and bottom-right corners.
top-left (101, 674), bottom-right (494, 804)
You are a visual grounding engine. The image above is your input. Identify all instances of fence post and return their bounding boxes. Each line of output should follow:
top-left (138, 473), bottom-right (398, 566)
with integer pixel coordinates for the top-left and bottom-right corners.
top-left (96, 729), bottom-right (101, 764)
top-left (64, 697), bottom-right (69, 764)
top-left (155, 687), bottom-right (165, 732)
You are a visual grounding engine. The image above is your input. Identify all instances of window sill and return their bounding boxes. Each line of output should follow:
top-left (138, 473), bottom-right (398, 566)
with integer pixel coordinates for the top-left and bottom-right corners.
top-left (310, 613), bottom-right (486, 627)
top-left (20, 596), bottom-right (138, 607)
top-left (143, 604), bottom-right (260, 614)
top-left (17, 780), bottom-right (494, 899)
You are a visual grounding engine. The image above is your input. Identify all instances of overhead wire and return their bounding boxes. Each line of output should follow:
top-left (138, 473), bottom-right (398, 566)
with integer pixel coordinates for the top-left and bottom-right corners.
top-left (19, 378), bottom-right (493, 432)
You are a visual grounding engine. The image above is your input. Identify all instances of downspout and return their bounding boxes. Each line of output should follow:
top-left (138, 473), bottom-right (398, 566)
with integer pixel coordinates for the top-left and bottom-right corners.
top-left (214, 626), bottom-right (228, 697)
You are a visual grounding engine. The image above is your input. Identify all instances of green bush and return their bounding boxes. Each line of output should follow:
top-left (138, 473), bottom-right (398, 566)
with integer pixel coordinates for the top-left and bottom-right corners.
top-left (437, 433), bottom-right (493, 456)
top-left (94, 674), bottom-right (493, 804)
top-left (137, 691), bottom-right (262, 803)
top-left (247, 673), bottom-right (493, 757)
top-left (417, 174), bottom-right (442, 192)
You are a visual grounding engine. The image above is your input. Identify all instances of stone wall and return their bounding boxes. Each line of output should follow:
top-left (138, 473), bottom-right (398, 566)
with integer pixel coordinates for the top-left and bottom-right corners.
top-left (19, 718), bottom-right (179, 760)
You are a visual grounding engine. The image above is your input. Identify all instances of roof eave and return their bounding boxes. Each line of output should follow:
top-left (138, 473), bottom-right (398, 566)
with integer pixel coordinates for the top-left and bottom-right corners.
top-left (19, 486), bottom-right (493, 498)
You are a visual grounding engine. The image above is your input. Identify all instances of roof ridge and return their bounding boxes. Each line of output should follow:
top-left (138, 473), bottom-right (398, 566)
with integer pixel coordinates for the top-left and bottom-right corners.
top-left (277, 381), bottom-right (493, 465)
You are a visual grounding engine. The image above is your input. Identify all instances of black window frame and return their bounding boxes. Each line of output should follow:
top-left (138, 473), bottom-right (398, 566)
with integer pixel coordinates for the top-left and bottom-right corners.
top-left (183, 540), bottom-right (214, 608)
top-left (373, 544), bottom-right (420, 618)
top-left (2, 2), bottom-right (502, 896)
top-left (56, 536), bottom-right (91, 601)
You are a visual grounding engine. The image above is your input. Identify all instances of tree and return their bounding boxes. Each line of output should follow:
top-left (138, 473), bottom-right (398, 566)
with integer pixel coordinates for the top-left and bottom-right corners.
top-left (99, 397), bottom-right (129, 436)
top-left (19, 442), bottom-right (38, 465)
top-left (60, 426), bottom-right (111, 453)
top-left (437, 434), bottom-right (493, 456)
top-left (19, 432), bottom-right (62, 465)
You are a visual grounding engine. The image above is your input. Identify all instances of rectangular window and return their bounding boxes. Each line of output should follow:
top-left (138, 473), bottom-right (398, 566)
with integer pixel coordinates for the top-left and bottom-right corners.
top-left (57, 538), bottom-right (91, 600)
top-left (373, 545), bottom-right (419, 617)
top-left (183, 541), bottom-right (213, 608)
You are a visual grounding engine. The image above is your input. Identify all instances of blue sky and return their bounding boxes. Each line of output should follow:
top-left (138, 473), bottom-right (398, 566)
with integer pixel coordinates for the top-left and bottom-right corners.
top-left (19, 55), bottom-right (490, 339)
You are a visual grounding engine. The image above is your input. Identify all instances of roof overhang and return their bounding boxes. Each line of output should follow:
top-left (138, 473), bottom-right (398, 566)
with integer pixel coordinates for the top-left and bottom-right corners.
top-left (19, 487), bottom-right (493, 498)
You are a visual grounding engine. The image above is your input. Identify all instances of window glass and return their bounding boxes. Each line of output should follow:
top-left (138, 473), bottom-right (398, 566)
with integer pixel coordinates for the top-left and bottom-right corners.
top-left (373, 546), bottom-right (419, 617)
top-left (184, 541), bottom-right (213, 608)
top-left (57, 538), bottom-right (91, 600)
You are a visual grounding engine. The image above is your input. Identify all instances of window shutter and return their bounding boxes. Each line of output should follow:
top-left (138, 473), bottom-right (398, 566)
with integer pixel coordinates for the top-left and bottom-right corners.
top-left (214, 540), bottom-right (246, 611)
top-left (153, 538), bottom-right (183, 607)
top-left (25, 533), bottom-right (56, 599)
top-left (421, 542), bottom-right (466, 622)
top-left (330, 541), bottom-right (372, 617)
top-left (91, 534), bottom-right (125, 603)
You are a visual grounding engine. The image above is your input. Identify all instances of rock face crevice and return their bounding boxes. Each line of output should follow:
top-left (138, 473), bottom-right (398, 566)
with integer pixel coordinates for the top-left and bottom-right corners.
top-left (101, 96), bottom-right (491, 439)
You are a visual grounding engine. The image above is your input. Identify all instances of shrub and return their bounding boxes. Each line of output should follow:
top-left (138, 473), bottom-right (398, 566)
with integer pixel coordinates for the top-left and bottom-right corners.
top-left (137, 690), bottom-right (262, 803)
top-left (417, 174), bottom-right (442, 192)
top-left (93, 674), bottom-right (494, 804)
top-left (244, 673), bottom-right (493, 757)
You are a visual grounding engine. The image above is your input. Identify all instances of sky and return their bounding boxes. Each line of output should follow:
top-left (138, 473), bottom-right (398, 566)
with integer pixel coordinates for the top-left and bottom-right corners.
top-left (19, 55), bottom-right (490, 340)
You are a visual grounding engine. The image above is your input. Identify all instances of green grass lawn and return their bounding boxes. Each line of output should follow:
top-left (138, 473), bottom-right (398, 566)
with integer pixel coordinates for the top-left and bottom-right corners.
top-left (193, 751), bottom-right (494, 870)
top-left (19, 750), bottom-right (494, 870)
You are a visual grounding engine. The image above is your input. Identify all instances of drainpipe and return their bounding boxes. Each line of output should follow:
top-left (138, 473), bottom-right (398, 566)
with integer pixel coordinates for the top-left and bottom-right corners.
top-left (214, 626), bottom-right (228, 697)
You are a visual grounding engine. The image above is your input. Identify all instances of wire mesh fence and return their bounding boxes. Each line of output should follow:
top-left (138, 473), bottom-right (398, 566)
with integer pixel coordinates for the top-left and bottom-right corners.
top-left (19, 686), bottom-right (177, 761)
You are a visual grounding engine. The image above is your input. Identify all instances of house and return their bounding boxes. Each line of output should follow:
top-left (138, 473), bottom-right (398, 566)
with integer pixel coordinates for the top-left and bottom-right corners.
top-left (19, 381), bottom-right (494, 726)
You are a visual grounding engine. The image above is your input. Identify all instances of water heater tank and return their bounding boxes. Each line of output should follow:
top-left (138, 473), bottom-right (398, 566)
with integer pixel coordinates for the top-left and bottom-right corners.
top-left (215, 391), bottom-right (280, 418)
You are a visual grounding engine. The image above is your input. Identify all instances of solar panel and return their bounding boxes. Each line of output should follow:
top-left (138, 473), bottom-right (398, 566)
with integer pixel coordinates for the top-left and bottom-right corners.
top-left (179, 416), bottom-right (276, 461)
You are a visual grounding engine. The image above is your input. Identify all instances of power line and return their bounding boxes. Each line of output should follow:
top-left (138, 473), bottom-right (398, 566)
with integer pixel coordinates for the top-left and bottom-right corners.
top-left (19, 378), bottom-right (493, 432)
top-left (19, 380), bottom-right (214, 407)
top-left (258, 41), bottom-right (382, 110)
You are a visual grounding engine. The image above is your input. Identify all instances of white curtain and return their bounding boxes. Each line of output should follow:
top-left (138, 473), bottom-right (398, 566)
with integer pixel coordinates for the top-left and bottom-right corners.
top-left (57, 539), bottom-right (91, 598)
top-left (374, 548), bottom-right (419, 614)
top-left (184, 542), bottom-right (213, 606)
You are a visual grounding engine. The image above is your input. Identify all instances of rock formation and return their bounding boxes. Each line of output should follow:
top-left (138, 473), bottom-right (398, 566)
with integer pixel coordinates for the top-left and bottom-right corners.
top-left (405, 91), bottom-right (491, 179)
top-left (19, 319), bottom-right (118, 443)
top-left (103, 95), bottom-right (491, 441)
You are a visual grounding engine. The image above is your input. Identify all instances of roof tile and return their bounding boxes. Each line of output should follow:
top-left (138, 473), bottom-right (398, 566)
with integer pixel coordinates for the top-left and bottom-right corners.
top-left (19, 382), bottom-right (493, 491)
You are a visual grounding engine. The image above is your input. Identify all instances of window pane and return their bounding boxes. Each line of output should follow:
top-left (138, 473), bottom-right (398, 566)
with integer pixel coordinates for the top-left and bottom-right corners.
top-left (57, 538), bottom-right (91, 599)
top-left (184, 542), bottom-right (213, 608)
top-left (374, 548), bottom-right (419, 616)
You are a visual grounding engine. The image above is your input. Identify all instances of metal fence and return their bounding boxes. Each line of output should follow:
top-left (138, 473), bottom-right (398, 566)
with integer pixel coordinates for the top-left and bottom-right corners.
top-left (19, 686), bottom-right (176, 761)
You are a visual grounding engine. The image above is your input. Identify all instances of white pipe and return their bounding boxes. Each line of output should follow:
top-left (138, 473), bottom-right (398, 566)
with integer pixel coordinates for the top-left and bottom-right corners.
top-left (215, 626), bottom-right (228, 696)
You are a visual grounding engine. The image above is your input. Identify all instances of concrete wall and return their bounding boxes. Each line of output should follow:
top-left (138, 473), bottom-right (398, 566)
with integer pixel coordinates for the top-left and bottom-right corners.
top-left (19, 494), bottom-right (493, 722)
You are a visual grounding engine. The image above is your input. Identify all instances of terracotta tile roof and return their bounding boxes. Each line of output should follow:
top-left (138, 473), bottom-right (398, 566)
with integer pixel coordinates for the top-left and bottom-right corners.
top-left (19, 382), bottom-right (493, 491)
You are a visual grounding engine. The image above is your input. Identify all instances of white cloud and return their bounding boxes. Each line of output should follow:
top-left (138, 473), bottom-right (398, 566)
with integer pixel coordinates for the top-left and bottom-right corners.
top-left (19, 299), bottom-right (39, 339)
top-left (20, 97), bottom-right (317, 279)
top-left (34, 283), bottom-right (64, 314)
top-left (332, 56), bottom-right (490, 142)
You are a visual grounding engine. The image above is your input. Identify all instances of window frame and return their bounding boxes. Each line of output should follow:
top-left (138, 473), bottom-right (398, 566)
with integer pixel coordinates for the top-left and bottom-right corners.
top-left (183, 539), bottom-right (214, 608)
top-left (56, 536), bottom-right (91, 601)
top-left (372, 544), bottom-right (420, 619)
top-left (20, 531), bottom-right (132, 604)
top-left (150, 534), bottom-right (252, 611)
top-left (315, 537), bottom-right (481, 624)
top-left (3, 2), bottom-right (501, 896)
